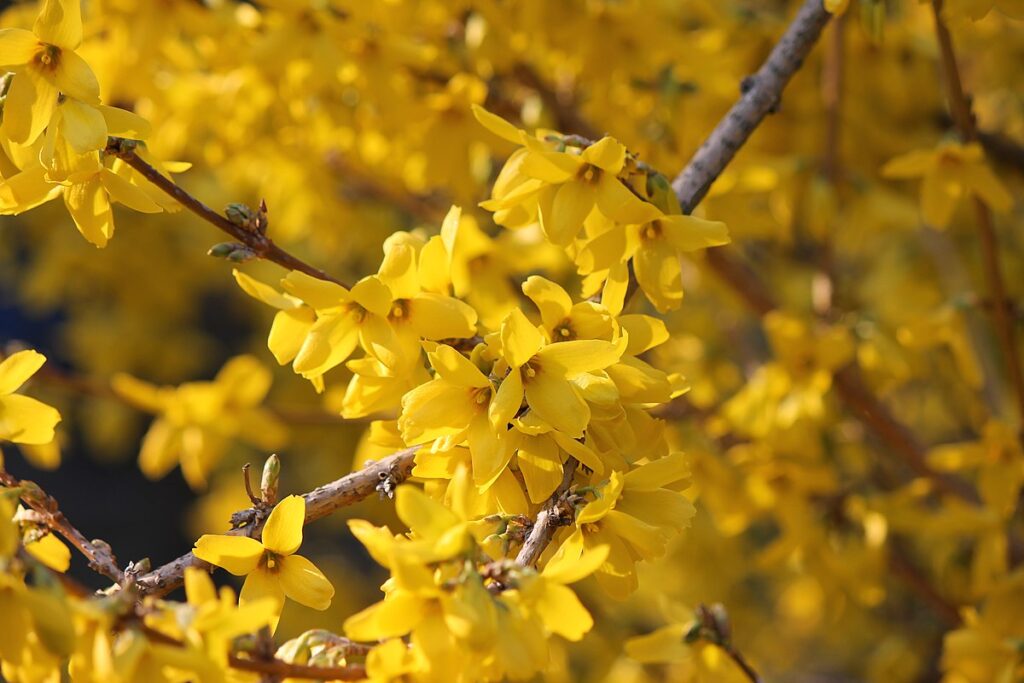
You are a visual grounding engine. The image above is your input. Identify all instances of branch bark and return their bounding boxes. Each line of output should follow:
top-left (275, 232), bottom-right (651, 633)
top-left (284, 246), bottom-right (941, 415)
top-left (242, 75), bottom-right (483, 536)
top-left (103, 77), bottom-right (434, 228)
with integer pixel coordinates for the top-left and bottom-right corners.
top-left (671, 0), bottom-right (832, 212)
top-left (515, 458), bottom-right (578, 567)
top-left (0, 472), bottom-right (125, 583)
top-left (106, 139), bottom-right (345, 286)
top-left (666, 0), bottom-right (980, 503)
top-left (133, 447), bottom-right (417, 596)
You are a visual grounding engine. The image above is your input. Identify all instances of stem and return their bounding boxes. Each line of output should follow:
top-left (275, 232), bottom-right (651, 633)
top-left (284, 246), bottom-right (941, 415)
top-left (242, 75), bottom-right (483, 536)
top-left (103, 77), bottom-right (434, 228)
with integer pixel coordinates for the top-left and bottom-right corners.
top-left (671, 0), bottom-right (832, 211)
top-left (930, 0), bottom-right (1024, 428)
top-left (133, 447), bottom-right (417, 596)
top-left (515, 458), bottom-right (578, 567)
top-left (106, 140), bottom-right (346, 286)
top-left (0, 471), bottom-right (124, 583)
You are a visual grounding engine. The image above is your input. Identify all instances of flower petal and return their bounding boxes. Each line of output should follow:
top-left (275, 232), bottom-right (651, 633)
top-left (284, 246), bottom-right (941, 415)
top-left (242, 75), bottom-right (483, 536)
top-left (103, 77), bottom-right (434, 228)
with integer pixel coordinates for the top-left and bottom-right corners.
top-left (0, 350), bottom-right (47, 395)
top-left (51, 48), bottom-right (100, 104)
top-left (34, 0), bottom-right (82, 49)
top-left (427, 345), bottom-right (489, 388)
top-left (524, 371), bottom-right (589, 437)
top-left (0, 394), bottom-right (61, 444)
top-left (277, 554), bottom-right (334, 610)
top-left (0, 29), bottom-right (39, 68)
top-left (193, 534), bottom-right (264, 576)
top-left (261, 495), bottom-right (306, 556)
top-left (500, 308), bottom-right (543, 368)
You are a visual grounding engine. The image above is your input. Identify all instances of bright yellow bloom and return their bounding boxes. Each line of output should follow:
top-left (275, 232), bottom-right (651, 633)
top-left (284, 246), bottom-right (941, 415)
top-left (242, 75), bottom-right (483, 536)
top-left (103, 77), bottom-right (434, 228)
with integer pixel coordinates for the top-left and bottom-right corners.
top-left (489, 308), bottom-right (624, 438)
top-left (0, 350), bottom-right (61, 445)
top-left (882, 141), bottom-right (1013, 229)
top-left (569, 452), bottom-right (695, 598)
top-left (474, 105), bottom-right (657, 246)
top-left (0, 0), bottom-right (100, 145)
top-left (193, 495), bottom-right (334, 631)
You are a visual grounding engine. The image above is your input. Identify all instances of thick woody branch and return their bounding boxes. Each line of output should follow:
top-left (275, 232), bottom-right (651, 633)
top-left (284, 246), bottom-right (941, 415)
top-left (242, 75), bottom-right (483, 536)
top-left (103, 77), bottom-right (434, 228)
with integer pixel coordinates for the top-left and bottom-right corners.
top-left (515, 458), bottom-right (579, 567)
top-left (133, 447), bottom-right (417, 597)
top-left (105, 139), bottom-right (345, 286)
top-left (0, 471), bottom-right (124, 583)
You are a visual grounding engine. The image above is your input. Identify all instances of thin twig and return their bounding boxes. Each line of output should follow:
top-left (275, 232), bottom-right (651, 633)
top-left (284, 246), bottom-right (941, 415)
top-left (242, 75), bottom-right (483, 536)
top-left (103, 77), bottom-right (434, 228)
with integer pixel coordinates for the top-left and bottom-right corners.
top-left (105, 139), bottom-right (345, 286)
top-left (515, 458), bottom-right (579, 567)
top-left (0, 471), bottom-right (125, 583)
top-left (930, 0), bottom-right (1024, 429)
top-left (133, 447), bottom-right (417, 596)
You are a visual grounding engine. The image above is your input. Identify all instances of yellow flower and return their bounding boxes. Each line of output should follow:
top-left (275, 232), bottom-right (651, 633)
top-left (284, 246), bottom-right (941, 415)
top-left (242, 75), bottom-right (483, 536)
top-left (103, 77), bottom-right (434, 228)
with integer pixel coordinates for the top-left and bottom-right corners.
top-left (0, 0), bottom-right (101, 145)
top-left (400, 343), bottom-right (511, 488)
top-left (474, 105), bottom-right (659, 246)
top-left (0, 350), bottom-right (61, 446)
top-left (569, 452), bottom-right (695, 598)
top-left (882, 141), bottom-right (1013, 229)
top-left (112, 355), bottom-right (287, 489)
top-left (489, 308), bottom-right (624, 438)
top-left (193, 495), bottom-right (334, 631)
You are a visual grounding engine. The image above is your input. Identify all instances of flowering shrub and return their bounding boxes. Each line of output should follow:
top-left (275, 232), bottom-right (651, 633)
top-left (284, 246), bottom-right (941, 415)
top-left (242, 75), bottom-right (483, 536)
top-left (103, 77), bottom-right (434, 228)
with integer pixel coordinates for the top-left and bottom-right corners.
top-left (1, 0), bottom-right (1022, 682)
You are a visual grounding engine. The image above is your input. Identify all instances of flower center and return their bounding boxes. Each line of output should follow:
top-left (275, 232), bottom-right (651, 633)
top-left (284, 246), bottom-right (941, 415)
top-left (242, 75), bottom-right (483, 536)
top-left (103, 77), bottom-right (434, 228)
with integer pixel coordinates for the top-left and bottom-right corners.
top-left (554, 319), bottom-right (575, 340)
top-left (389, 299), bottom-right (410, 321)
top-left (34, 44), bottom-right (61, 73)
top-left (577, 163), bottom-right (602, 185)
top-left (641, 220), bottom-right (663, 241)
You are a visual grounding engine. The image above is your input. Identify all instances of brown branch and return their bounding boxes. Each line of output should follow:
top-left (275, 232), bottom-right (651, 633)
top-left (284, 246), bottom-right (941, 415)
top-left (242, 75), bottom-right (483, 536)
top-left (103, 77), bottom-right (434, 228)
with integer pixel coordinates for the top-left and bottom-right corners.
top-left (515, 458), bottom-right (579, 567)
top-left (228, 655), bottom-right (366, 681)
top-left (661, 0), bottom-right (979, 503)
top-left (671, 0), bottom-right (832, 211)
top-left (133, 447), bottom-right (417, 597)
top-left (888, 543), bottom-right (962, 628)
top-left (105, 138), bottom-right (345, 286)
top-left (0, 471), bottom-right (125, 583)
top-left (930, 0), bottom-right (1024, 430)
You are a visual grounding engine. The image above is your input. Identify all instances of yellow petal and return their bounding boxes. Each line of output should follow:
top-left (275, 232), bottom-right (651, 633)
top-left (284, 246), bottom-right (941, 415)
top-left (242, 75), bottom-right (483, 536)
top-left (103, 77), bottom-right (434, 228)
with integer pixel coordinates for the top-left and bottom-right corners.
top-left (233, 269), bottom-right (300, 310)
top-left (517, 435), bottom-right (562, 503)
top-left (59, 99), bottom-right (106, 153)
top-left (881, 148), bottom-right (934, 178)
top-left (427, 345), bottom-right (489, 388)
top-left (625, 624), bottom-right (690, 663)
top-left (51, 48), bottom-right (100, 104)
top-left (522, 276), bottom-right (572, 330)
top-left (0, 29), bottom-right (39, 67)
top-left (408, 293), bottom-right (478, 340)
top-left (350, 275), bottom-right (394, 318)
top-left (0, 394), bottom-right (61, 444)
top-left (395, 484), bottom-right (461, 540)
top-left (344, 592), bottom-right (426, 641)
top-left (467, 413), bottom-right (512, 488)
top-left (532, 579), bottom-right (594, 640)
top-left (99, 105), bottom-right (151, 139)
top-left (101, 168), bottom-right (162, 213)
top-left (582, 137), bottom-right (627, 172)
top-left (489, 365), bottom-right (523, 429)
top-left (269, 308), bottom-right (314, 365)
top-left (921, 168), bottom-right (959, 229)
top-left (184, 566), bottom-right (217, 606)
top-left (524, 371), bottom-right (589, 437)
top-left (25, 533), bottom-right (71, 572)
top-left (660, 214), bottom-right (730, 252)
top-left (281, 270), bottom-right (349, 310)
top-left (240, 568), bottom-right (285, 632)
top-left (2, 70), bottom-right (58, 145)
top-left (471, 104), bottom-right (523, 144)
top-left (64, 174), bottom-right (114, 247)
top-left (619, 315), bottom-right (669, 355)
top-left (500, 308), bottom-right (543, 368)
top-left (193, 534), bottom-right (264, 576)
top-left (544, 180), bottom-right (595, 246)
top-left (34, 0), bottom-right (83, 49)
top-left (544, 530), bottom-right (609, 584)
top-left (261, 495), bottom-right (306, 556)
top-left (277, 553), bottom-right (334, 610)
top-left (0, 349), bottom-right (46, 394)
top-left (535, 339), bottom-right (622, 378)
top-left (634, 238), bottom-right (682, 312)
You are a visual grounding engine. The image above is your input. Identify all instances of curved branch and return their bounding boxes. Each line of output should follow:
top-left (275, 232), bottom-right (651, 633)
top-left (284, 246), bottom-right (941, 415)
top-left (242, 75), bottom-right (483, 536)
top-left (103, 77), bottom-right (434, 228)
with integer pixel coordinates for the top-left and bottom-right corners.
top-left (515, 458), bottom-right (578, 567)
top-left (105, 138), bottom-right (346, 286)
